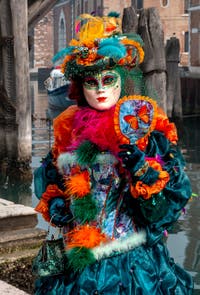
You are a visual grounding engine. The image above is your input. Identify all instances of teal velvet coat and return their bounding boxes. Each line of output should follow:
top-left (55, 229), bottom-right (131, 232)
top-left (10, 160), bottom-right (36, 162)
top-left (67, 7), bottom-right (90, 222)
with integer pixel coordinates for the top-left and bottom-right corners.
top-left (34, 129), bottom-right (193, 295)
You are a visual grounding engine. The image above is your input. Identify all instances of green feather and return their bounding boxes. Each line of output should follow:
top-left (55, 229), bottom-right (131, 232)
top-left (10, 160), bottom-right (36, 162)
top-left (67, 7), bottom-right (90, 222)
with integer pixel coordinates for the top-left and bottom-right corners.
top-left (76, 140), bottom-right (100, 165)
top-left (108, 11), bottom-right (120, 18)
top-left (72, 194), bottom-right (98, 223)
top-left (67, 247), bottom-right (96, 272)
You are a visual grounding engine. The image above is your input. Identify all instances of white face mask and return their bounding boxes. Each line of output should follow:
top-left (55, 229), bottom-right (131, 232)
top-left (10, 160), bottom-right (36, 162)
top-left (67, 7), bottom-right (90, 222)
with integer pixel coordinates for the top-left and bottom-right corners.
top-left (83, 70), bottom-right (121, 110)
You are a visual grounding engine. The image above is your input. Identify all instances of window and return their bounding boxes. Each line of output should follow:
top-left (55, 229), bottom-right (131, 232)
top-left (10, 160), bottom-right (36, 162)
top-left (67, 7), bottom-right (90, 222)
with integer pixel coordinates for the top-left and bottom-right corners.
top-left (160, 0), bottom-right (170, 8)
top-left (137, 0), bottom-right (143, 9)
top-left (84, 1), bottom-right (88, 13)
top-left (184, 0), bottom-right (189, 13)
top-left (98, 0), bottom-right (104, 16)
top-left (93, 0), bottom-right (97, 15)
top-left (184, 31), bottom-right (189, 52)
top-left (77, 1), bottom-right (80, 15)
top-left (131, 0), bottom-right (143, 9)
top-left (58, 11), bottom-right (66, 50)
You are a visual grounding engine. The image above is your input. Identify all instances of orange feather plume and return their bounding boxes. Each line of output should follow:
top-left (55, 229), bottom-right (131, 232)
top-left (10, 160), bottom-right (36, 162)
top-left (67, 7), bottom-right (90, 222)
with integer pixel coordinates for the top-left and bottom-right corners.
top-left (65, 170), bottom-right (91, 198)
top-left (66, 225), bottom-right (108, 249)
top-left (52, 105), bottom-right (79, 158)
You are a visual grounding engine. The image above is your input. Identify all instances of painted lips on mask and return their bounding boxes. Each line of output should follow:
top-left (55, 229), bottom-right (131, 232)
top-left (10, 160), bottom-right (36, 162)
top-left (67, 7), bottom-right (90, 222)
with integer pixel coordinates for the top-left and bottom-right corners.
top-left (97, 97), bottom-right (107, 102)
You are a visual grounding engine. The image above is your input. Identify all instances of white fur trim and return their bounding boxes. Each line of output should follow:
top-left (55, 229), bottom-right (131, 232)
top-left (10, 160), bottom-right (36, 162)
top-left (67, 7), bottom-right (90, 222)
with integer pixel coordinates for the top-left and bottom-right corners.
top-left (57, 152), bottom-right (118, 174)
top-left (57, 152), bottom-right (77, 174)
top-left (92, 231), bottom-right (146, 260)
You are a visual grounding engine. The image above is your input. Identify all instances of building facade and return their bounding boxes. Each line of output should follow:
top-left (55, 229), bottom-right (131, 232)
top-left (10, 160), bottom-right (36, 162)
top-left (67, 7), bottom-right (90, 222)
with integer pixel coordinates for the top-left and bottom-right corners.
top-left (142, 0), bottom-right (189, 66)
top-left (52, 0), bottom-right (133, 56)
top-left (189, 0), bottom-right (200, 73)
top-left (32, 0), bottom-right (132, 69)
top-left (53, 0), bottom-right (103, 55)
top-left (32, 0), bottom-right (191, 69)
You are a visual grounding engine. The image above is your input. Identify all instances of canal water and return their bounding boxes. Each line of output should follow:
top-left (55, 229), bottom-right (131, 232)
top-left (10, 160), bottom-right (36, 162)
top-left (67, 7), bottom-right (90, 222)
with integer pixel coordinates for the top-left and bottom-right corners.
top-left (1, 78), bottom-right (200, 293)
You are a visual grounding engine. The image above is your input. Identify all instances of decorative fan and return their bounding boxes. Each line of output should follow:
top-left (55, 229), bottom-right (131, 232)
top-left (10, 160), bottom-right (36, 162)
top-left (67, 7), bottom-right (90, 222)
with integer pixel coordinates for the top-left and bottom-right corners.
top-left (114, 95), bottom-right (158, 144)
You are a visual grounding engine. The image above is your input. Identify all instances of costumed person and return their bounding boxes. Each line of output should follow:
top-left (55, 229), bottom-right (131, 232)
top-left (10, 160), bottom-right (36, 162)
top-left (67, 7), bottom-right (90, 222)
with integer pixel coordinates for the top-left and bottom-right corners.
top-left (33, 12), bottom-right (193, 295)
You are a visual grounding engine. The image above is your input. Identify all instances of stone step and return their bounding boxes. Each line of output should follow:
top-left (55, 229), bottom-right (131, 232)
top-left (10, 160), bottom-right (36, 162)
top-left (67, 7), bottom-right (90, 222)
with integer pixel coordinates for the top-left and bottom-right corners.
top-left (0, 198), bottom-right (37, 231)
top-left (0, 227), bottom-right (47, 255)
top-left (0, 280), bottom-right (29, 295)
top-left (0, 227), bottom-right (47, 295)
top-left (0, 199), bottom-right (47, 294)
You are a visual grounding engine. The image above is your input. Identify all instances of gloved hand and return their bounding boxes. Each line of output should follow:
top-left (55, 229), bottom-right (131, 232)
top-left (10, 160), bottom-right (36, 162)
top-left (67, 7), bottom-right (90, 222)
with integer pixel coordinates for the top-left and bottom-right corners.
top-left (118, 144), bottom-right (160, 184)
top-left (49, 197), bottom-right (73, 227)
top-left (118, 144), bottom-right (146, 175)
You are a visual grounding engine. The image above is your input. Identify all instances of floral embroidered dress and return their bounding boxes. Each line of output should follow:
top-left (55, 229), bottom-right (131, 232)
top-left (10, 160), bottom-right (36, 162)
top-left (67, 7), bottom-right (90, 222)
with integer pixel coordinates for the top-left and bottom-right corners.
top-left (34, 102), bottom-right (193, 295)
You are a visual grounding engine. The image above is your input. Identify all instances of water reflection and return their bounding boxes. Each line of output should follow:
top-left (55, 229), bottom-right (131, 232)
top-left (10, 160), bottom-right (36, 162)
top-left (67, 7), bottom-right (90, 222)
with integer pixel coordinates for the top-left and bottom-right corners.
top-left (175, 116), bottom-right (200, 164)
top-left (0, 78), bottom-right (199, 291)
top-left (166, 116), bottom-right (200, 291)
top-left (0, 122), bottom-right (33, 206)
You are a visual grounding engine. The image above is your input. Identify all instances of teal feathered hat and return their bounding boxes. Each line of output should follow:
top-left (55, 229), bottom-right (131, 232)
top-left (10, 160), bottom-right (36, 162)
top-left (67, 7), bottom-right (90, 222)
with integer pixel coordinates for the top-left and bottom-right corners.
top-left (53, 12), bottom-right (144, 79)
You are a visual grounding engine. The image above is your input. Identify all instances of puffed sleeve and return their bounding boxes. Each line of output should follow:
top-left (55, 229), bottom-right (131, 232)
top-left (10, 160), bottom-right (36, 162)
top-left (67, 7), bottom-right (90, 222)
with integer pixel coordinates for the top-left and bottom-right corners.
top-left (126, 131), bottom-right (192, 246)
top-left (34, 150), bottom-right (65, 199)
top-left (34, 105), bottom-right (79, 199)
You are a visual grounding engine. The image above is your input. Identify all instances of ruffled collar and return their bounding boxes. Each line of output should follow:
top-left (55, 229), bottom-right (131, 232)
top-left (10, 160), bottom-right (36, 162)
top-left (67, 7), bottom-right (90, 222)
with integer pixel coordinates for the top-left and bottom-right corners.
top-left (68, 106), bottom-right (121, 155)
top-left (52, 100), bottom-right (178, 158)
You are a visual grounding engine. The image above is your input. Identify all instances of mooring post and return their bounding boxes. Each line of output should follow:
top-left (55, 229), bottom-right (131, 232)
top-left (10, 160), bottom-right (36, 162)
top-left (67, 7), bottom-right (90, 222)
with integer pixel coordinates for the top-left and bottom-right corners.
top-left (166, 36), bottom-right (182, 118)
top-left (10, 0), bottom-right (32, 163)
top-left (138, 7), bottom-right (167, 112)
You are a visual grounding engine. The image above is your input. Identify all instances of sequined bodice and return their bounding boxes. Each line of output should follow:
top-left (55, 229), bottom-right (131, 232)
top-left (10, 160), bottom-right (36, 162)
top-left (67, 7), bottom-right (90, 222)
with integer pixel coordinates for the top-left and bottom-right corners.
top-left (57, 152), bottom-right (135, 239)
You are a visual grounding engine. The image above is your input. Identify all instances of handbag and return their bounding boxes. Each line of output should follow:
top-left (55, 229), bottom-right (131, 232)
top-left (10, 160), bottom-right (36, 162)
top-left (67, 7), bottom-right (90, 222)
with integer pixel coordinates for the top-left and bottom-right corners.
top-left (32, 225), bottom-right (67, 277)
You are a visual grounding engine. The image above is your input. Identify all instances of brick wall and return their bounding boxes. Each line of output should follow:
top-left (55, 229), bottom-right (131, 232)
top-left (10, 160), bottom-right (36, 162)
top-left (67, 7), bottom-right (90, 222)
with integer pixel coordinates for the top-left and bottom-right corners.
top-left (190, 0), bottom-right (200, 6)
top-left (34, 10), bottom-right (54, 69)
top-left (103, 0), bottom-right (131, 16)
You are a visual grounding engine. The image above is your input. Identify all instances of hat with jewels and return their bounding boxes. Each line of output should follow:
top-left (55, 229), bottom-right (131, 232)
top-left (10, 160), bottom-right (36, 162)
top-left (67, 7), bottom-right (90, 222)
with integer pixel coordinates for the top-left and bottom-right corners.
top-left (53, 12), bottom-right (144, 79)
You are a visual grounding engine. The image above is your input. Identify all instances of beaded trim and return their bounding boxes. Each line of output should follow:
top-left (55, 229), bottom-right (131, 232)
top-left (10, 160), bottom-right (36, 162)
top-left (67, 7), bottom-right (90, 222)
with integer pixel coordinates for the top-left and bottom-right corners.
top-left (134, 162), bottom-right (149, 177)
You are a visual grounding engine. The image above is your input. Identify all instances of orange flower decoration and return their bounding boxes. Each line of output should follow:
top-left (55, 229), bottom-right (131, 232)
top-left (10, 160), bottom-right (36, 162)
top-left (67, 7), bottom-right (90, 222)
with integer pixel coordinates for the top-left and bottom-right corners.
top-left (130, 172), bottom-right (169, 200)
top-left (61, 55), bottom-right (73, 74)
top-left (155, 107), bottom-right (178, 144)
top-left (76, 49), bottom-right (98, 65)
top-left (130, 159), bottom-right (170, 199)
